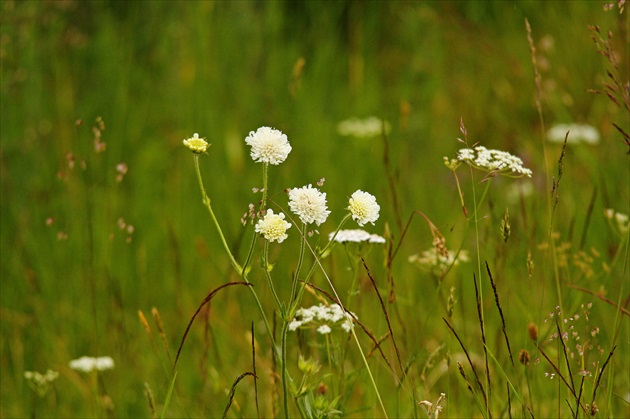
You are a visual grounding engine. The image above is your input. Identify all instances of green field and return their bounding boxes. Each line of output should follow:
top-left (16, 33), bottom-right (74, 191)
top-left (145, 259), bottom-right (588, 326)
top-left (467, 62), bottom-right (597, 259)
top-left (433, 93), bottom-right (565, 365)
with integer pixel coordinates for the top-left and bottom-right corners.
top-left (1, 1), bottom-right (628, 417)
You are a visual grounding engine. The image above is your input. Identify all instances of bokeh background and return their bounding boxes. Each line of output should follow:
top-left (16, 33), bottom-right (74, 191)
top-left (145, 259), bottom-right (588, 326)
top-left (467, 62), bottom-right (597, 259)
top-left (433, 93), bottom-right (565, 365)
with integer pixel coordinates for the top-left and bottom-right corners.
top-left (1, 1), bottom-right (628, 417)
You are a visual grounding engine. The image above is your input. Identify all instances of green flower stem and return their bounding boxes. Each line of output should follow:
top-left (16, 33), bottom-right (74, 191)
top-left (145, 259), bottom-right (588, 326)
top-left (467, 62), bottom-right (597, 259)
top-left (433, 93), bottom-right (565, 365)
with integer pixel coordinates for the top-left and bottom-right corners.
top-left (194, 155), bottom-right (242, 273)
top-left (289, 223), bottom-right (308, 310)
top-left (263, 240), bottom-right (283, 312)
top-left (289, 213), bottom-right (352, 318)
top-left (350, 326), bottom-right (388, 418)
top-left (192, 155), bottom-right (280, 361)
top-left (281, 320), bottom-right (290, 418)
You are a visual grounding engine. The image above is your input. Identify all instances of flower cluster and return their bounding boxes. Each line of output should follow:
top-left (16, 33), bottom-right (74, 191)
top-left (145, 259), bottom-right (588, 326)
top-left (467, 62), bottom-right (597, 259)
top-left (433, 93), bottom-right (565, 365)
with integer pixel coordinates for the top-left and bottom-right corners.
top-left (255, 209), bottom-right (292, 243)
top-left (604, 208), bottom-right (629, 235)
top-left (183, 133), bottom-right (210, 154)
top-left (288, 184), bottom-right (331, 226)
top-left (288, 303), bottom-right (355, 334)
top-left (337, 116), bottom-right (391, 139)
top-left (409, 248), bottom-right (470, 275)
top-left (24, 369), bottom-right (59, 398)
top-left (454, 146), bottom-right (532, 178)
top-left (329, 229), bottom-right (385, 244)
top-left (69, 356), bottom-right (115, 373)
top-left (245, 126), bottom-right (292, 165)
top-left (348, 190), bottom-right (380, 226)
top-left (548, 123), bottom-right (600, 145)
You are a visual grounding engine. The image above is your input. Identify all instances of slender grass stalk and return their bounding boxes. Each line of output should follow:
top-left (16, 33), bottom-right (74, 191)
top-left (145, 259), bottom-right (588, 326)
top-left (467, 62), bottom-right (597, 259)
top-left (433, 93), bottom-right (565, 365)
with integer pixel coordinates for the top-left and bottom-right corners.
top-left (350, 326), bottom-right (388, 418)
top-left (192, 155), bottom-right (279, 363)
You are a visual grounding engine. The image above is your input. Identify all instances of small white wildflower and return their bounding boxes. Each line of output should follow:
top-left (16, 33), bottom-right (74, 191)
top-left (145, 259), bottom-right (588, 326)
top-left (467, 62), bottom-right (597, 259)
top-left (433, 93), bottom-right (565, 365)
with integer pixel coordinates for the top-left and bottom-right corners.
top-left (455, 146), bottom-right (532, 177)
top-left (288, 320), bottom-right (302, 331)
top-left (337, 116), bottom-right (391, 138)
top-left (409, 248), bottom-right (470, 275)
top-left (548, 123), bottom-right (600, 145)
top-left (329, 229), bottom-right (385, 244)
top-left (348, 190), bottom-right (380, 226)
top-left (245, 126), bottom-right (292, 165)
top-left (288, 184), bottom-right (331, 226)
top-left (317, 325), bottom-right (332, 335)
top-left (183, 133), bottom-right (209, 154)
top-left (24, 369), bottom-right (59, 398)
top-left (255, 209), bottom-right (292, 243)
top-left (289, 303), bottom-right (356, 333)
top-left (69, 356), bottom-right (115, 373)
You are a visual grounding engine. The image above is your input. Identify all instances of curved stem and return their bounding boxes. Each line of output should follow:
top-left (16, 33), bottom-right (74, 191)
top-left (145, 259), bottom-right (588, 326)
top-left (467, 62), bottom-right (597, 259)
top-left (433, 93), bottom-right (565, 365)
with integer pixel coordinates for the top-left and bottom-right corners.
top-left (264, 240), bottom-right (283, 311)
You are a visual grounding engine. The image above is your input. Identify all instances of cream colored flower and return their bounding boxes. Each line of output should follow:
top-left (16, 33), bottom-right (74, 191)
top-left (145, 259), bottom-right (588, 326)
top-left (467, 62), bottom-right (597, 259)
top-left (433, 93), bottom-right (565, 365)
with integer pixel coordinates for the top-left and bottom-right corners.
top-left (329, 229), bottom-right (385, 244)
top-left (69, 356), bottom-right (115, 373)
top-left (183, 133), bottom-right (209, 153)
top-left (288, 184), bottom-right (331, 226)
top-left (245, 126), bottom-right (292, 165)
top-left (455, 146), bottom-right (532, 177)
top-left (348, 190), bottom-right (380, 226)
top-left (255, 209), bottom-right (292, 243)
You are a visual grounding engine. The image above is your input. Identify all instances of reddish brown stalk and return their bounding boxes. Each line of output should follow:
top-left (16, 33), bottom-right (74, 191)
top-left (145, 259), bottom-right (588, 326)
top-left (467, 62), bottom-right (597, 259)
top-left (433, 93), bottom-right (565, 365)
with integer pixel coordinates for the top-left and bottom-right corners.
top-left (222, 371), bottom-right (257, 419)
top-left (251, 322), bottom-right (260, 418)
top-left (301, 280), bottom-right (394, 372)
top-left (565, 284), bottom-right (630, 316)
top-left (536, 343), bottom-right (586, 412)
top-left (443, 317), bottom-right (488, 411)
top-left (591, 346), bottom-right (616, 405)
top-left (174, 281), bottom-right (253, 371)
top-left (360, 257), bottom-right (405, 380)
top-left (473, 273), bottom-right (491, 399)
top-left (486, 262), bottom-right (514, 366)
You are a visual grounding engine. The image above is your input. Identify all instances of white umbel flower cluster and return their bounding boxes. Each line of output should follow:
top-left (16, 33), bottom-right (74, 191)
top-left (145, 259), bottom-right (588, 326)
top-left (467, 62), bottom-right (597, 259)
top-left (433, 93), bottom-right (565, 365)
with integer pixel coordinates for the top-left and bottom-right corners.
top-left (409, 248), bottom-right (470, 275)
top-left (337, 116), bottom-right (391, 139)
top-left (455, 146), bottom-right (532, 178)
top-left (288, 184), bottom-right (331, 226)
top-left (245, 126), bottom-right (292, 165)
top-left (183, 133), bottom-right (209, 154)
top-left (69, 356), bottom-right (115, 373)
top-left (348, 190), bottom-right (380, 226)
top-left (255, 209), bottom-right (292, 243)
top-left (24, 369), bottom-right (59, 397)
top-left (548, 123), bottom-right (600, 145)
top-left (329, 229), bottom-right (385, 244)
top-left (288, 303), bottom-right (355, 334)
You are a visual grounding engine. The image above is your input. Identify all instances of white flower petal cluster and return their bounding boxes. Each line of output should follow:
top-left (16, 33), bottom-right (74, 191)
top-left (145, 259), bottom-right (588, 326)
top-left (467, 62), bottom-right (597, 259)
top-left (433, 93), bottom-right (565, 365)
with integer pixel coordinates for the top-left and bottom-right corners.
top-left (24, 369), bottom-right (59, 397)
top-left (329, 229), bottom-right (385, 244)
top-left (456, 146), bottom-right (532, 178)
top-left (255, 209), bottom-right (292, 243)
top-left (69, 356), bottom-right (115, 373)
top-left (288, 184), bottom-right (331, 226)
top-left (337, 116), bottom-right (391, 139)
top-left (183, 133), bottom-right (209, 154)
top-left (604, 208), bottom-right (629, 234)
top-left (245, 126), bottom-right (292, 165)
top-left (548, 123), bottom-right (600, 145)
top-left (288, 303), bottom-right (355, 334)
top-left (348, 190), bottom-right (380, 226)
top-left (409, 248), bottom-right (470, 275)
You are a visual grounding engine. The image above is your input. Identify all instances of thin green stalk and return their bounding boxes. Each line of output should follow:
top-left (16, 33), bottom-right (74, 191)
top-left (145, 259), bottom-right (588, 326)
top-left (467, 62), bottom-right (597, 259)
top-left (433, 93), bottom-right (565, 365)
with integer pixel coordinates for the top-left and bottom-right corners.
top-left (350, 327), bottom-right (388, 418)
top-left (192, 155), bottom-right (280, 362)
top-left (263, 240), bottom-right (283, 312)
top-left (281, 321), bottom-right (290, 418)
top-left (194, 155), bottom-right (242, 273)
top-left (469, 168), bottom-right (492, 414)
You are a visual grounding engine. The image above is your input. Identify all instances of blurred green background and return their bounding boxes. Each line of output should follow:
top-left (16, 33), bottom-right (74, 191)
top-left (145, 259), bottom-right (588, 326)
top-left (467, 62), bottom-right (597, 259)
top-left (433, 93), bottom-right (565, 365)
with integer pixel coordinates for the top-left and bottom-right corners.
top-left (1, 1), bottom-right (628, 417)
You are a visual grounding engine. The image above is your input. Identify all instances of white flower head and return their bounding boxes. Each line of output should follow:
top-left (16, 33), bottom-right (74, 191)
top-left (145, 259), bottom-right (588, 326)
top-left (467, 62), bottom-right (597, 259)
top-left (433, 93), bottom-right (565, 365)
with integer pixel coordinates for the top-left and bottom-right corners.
top-left (288, 184), bottom-right (331, 226)
top-left (255, 209), bottom-right (292, 243)
top-left (329, 229), bottom-right (385, 244)
top-left (337, 116), bottom-right (391, 139)
top-left (245, 126), bottom-right (292, 165)
top-left (455, 146), bottom-right (532, 178)
top-left (548, 123), bottom-right (600, 145)
top-left (348, 190), bottom-right (380, 226)
top-left (183, 133), bottom-right (209, 154)
top-left (69, 356), bottom-right (115, 373)
top-left (317, 325), bottom-right (332, 335)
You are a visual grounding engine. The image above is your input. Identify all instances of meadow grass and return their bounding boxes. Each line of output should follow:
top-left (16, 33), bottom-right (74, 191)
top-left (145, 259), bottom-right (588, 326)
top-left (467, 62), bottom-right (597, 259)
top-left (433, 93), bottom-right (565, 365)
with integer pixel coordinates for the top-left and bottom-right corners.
top-left (1, 1), bottom-right (628, 417)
